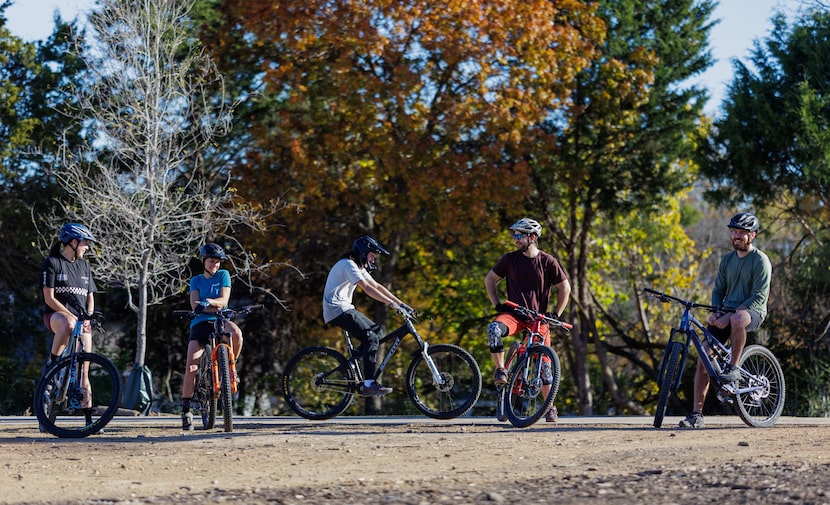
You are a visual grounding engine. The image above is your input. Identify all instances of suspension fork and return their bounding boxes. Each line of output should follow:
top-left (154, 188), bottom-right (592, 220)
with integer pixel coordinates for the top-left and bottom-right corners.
top-left (411, 329), bottom-right (446, 386)
top-left (212, 341), bottom-right (238, 394)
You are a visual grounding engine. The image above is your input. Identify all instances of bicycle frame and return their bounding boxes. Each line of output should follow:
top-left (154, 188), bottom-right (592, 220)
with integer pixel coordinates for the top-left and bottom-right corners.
top-left (53, 307), bottom-right (98, 406)
top-left (653, 290), bottom-right (765, 398)
top-left (343, 313), bottom-right (447, 389)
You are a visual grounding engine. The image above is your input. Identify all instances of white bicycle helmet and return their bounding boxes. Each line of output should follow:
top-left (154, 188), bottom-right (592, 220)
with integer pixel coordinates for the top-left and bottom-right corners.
top-left (509, 218), bottom-right (543, 237)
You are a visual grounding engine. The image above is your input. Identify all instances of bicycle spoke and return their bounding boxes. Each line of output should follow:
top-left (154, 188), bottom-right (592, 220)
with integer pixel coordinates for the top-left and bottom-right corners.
top-left (282, 346), bottom-right (355, 420)
top-left (504, 346), bottom-right (559, 428)
top-left (405, 344), bottom-right (482, 419)
top-left (734, 345), bottom-right (785, 428)
top-left (34, 353), bottom-right (121, 438)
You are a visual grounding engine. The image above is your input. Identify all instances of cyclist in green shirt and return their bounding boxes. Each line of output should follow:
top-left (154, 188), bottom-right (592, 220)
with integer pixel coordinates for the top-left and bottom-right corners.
top-left (680, 213), bottom-right (772, 428)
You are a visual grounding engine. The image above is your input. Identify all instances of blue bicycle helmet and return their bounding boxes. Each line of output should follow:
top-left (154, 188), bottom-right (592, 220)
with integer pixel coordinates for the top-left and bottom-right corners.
top-left (59, 223), bottom-right (95, 244)
top-left (351, 235), bottom-right (389, 271)
top-left (200, 243), bottom-right (227, 260)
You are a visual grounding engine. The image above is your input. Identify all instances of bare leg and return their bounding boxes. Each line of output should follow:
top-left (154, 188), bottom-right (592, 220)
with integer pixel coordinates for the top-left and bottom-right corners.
top-left (692, 357), bottom-right (710, 413)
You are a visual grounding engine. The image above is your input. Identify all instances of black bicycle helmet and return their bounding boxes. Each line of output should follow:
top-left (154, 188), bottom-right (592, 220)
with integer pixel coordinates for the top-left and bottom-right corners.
top-left (509, 217), bottom-right (543, 237)
top-left (200, 242), bottom-right (227, 261)
top-left (728, 212), bottom-right (759, 232)
top-left (59, 223), bottom-right (95, 244)
top-left (351, 235), bottom-right (389, 271)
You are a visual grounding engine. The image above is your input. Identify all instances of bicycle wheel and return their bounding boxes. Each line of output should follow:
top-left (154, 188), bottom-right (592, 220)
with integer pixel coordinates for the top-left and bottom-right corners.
top-left (733, 344), bottom-right (785, 428)
top-left (495, 342), bottom-right (519, 422)
top-left (405, 344), bottom-right (482, 419)
top-left (194, 344), bottom-right (216, 430)
top-left (34, 353), bottom-right (121, 438)
top-left (216, 344), bottom-right (234, 432)
top-left (282, 346), bottom-right (355, 420)
top-left (504, 345), bottom-right (560, 428)
top-left (654, 341), bottom-right (684, 428)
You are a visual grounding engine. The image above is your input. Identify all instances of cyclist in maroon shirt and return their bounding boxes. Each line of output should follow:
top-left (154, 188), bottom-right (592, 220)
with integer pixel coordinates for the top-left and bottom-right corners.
top-left (485, 218), bottom-right (571, 423)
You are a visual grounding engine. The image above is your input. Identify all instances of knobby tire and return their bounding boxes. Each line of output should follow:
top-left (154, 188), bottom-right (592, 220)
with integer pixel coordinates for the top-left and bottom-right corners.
top-left (654, 341), bottom-right (684, 428)
top-left (282, 346), bottom-right (355, 420)
top-left (504, 345), bottom-right (560, 428)
top-left (216, 345), bottom-right (234, 432)
top-left (196, 344), bottom-right (216, 430)
top-left (495, 342), bottom-right (520, 422)
top-left (34, 352), bottom-right (121, 438)
top-left (733, 344), bottom-right (785, 428)
top-left (405, 344), bottom-right (482, 419)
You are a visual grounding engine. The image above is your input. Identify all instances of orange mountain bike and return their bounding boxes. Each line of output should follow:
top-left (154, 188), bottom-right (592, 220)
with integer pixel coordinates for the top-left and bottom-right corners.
top-left (175, 305), bottom-right (261, 432)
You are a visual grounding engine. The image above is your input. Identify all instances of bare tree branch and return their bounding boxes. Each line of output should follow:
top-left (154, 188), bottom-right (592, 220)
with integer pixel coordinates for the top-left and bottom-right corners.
top-left (36, 0), bottom-right (297, 366)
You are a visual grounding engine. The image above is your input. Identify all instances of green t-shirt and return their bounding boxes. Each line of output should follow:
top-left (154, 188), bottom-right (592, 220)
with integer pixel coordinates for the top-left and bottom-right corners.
top-left (711, 247), bottom-right (772, 320)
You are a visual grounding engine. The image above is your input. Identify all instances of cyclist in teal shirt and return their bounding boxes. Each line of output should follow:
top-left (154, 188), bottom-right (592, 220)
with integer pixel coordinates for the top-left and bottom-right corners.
top-left (180, 243), bottom-right (243, 431)
top-left (680, 213), bottom-right (772, 429)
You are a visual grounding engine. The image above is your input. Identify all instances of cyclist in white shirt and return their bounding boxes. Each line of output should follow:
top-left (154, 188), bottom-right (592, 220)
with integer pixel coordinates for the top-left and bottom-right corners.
top-left (323, 236), bottom-right (413, 396)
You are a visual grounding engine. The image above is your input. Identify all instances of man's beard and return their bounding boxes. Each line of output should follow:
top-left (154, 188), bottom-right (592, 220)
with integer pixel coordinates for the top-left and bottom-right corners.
top-left (732, 239), bottom-right (751, 252)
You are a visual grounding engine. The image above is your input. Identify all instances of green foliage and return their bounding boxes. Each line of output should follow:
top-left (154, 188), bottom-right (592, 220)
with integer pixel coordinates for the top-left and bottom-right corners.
top-left (700, 8), bottom-right (830, 415)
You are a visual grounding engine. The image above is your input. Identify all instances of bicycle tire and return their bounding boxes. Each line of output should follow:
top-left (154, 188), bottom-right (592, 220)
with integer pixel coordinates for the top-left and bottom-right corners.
top-left (282, 346), bottom-right (355, 420)
top-left (196, 344), bottom-right (216, 430)
top-left (495, 342), bottom-right (519, 422)
top-left (34, 352), bottom-right (121, 438)
top-left (216, 344), bottom-right (234, 432)
top-left (733, 344), bottom-right (785, 428)
top-left (405, 344), bottom-right (482, 419)
top-left (654, 341), bottom-right (684, 428)
top-left (504, 345), bottom-right (560, 428)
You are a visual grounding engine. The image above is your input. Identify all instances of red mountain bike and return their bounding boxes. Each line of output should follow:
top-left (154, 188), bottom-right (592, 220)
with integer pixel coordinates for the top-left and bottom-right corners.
top-left (495, 301), bottom-right (572, 427)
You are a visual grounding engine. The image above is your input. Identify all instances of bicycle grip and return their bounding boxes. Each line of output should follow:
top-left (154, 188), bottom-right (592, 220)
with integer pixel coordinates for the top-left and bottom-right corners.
top-left (561, 321), bottom-right (573, 330)
top-left (504, 300), bottom-right (519, 308)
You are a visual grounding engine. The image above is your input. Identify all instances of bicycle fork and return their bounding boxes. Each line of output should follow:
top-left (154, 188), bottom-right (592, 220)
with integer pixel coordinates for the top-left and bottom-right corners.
top-left (212, 343), bottom-right (238, 394)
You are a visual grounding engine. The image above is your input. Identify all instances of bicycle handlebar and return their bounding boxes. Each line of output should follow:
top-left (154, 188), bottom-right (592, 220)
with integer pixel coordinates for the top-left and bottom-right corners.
top-left (68, 299), bottom-right (105, 332)
top-left (643, 288), bottom-right (734, 314)
top-left (174, 304), bottom-right (264, 320)
top-left (504, 300), bottom-right (573, 331)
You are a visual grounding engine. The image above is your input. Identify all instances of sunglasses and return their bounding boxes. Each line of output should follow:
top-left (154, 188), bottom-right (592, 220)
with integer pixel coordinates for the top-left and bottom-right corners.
top-left (512, 233), bottom-right (526, 240)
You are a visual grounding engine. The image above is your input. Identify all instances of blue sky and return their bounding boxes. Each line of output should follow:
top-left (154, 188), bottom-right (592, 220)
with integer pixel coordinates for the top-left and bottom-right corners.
top-left (4, 0), bottom-right (804, 115)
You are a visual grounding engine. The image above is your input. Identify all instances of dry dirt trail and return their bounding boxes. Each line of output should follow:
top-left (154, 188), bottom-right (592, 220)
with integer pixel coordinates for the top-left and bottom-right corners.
top-left (2, 416), bottom-right (829, 504)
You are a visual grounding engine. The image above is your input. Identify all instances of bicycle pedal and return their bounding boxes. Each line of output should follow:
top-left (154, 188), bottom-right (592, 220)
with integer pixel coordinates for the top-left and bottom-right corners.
top-left (717, 391), bottom-right (734, 405)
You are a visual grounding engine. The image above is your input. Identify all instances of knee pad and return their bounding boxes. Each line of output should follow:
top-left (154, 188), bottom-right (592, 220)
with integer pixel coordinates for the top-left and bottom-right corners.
top-left (541, 361), bottom-right (553, 385)
top-left (488, 321), bottom-right (508, 353)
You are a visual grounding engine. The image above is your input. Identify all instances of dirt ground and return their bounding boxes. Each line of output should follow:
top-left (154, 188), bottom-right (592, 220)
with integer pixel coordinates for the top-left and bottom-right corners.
top-left (2, 416), bottom-right (830, 505)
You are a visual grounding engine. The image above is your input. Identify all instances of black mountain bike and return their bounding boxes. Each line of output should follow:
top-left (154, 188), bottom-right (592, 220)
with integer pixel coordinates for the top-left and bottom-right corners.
top-left (282, 309), bottom-right (482, 420)
top-left (175, 305), bottom-right (261, 432)
top-left (34, 301), bottom-right (121, 438)
top-left (645, 288), bottom-right (785, 428)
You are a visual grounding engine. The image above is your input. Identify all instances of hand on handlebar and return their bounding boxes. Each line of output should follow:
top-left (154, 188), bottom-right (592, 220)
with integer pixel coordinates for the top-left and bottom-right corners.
top-left (494, 303), bottom-right (511, 313)
top-left (395, 303), bottom-right (416, 318)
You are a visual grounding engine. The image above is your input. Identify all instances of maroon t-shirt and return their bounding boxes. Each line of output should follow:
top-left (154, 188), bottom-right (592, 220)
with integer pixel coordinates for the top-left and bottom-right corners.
top-left (491, 250), bottom-right (567, 313)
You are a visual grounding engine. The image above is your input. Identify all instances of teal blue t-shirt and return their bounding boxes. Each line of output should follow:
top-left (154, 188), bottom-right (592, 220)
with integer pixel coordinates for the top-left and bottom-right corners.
top-left (189, 269), bottom-right (231, 328)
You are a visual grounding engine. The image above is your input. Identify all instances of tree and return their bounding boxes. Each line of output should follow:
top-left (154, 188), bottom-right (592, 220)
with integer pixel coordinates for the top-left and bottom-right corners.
top-left (194, 0), bottom-right (607, 412)
top-left (39, 0), bottom-right (287, 380)
top-left (525, 0), bottom-right (716, 414)
top-left (1, 1), bottom-right (89, 414)
top-left (700, 8), bottom-right (830, 414)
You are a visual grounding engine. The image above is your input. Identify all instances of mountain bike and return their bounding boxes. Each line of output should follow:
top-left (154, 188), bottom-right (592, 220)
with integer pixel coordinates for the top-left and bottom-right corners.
top-left (34, 301), bottom-right (122, 438)
top-left (281, 308), bottom-right (482, 420)
top-left (493, 301), bottom-right (571, 428)
top-left (645, 288), bottom-right (785, 428)
top-left (175, 304), bottom-right (262, 432)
